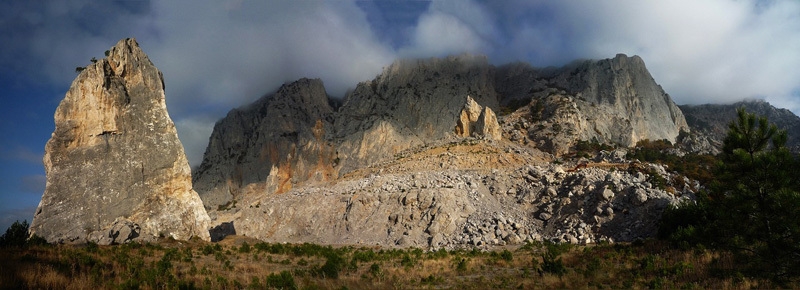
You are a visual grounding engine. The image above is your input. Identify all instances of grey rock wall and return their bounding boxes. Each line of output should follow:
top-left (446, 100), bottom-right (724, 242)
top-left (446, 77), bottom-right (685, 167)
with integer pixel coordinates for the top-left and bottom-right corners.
top-left (30, 38), bottom-right (210, 244)
top-left (192, 78), bottom-right (336, 212)
top-left (679, 100), bottom-right (800, 154)
top-left (498, 54), bottom-right (689, 154)
top-left (333, 54), bottom-right (499, 173)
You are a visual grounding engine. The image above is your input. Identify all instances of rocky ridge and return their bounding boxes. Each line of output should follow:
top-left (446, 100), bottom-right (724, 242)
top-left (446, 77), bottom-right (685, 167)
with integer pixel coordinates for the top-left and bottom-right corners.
top-left (497, 54), bottom-right (689, 154)
top-left (30, 38), bottom-right (210, 244)
top-left (679, 100), bottom-right (800, 154)
top-left (455, 96), bottom-right (502, 141)
top-left (194, 53), bottom-right (700, 248)
top-left (332, 55), bottom-right (499, 174)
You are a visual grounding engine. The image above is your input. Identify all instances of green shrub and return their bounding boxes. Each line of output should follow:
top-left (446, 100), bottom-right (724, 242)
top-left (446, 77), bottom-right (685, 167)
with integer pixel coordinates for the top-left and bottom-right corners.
top-left (0, 220), bottom-right (34, 247)
top-left (369, 263), bottom-right (382, 278)
top-left (238, 242), bottom-right (251, 253)
top-left (540, 241), bottom-right (569, 277)
top-left (317, 252), bottom-right (345, 279)
top-left (499, 249), bottom-right (513, 262)
top-left (266, 271), bottom-right (297, 290)
top-left (455, 258), bottom-right (468, 272)
top-left (400, 254), bottom-right (415, 268)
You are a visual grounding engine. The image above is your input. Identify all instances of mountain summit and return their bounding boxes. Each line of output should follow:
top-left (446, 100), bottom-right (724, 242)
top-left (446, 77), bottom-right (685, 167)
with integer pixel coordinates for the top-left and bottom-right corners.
top-left (497, 54), bottom-right (689, 154)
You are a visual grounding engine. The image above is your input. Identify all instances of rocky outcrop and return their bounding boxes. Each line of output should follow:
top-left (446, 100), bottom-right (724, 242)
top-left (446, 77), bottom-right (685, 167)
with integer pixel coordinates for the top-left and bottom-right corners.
top-left (679, 100), bottom-right (800, 154)
top-left (192, 78), bottom-right (337, 213)
top-left (30, 38), bottom-right (210, 244)
top-left (194, 56), bottom-right (500, 227)
top-left (333, 54), bottom-right (499, 174)
top-left (497, 54), bottom-right (689, 155)
top-left (455, 96), bottom-right (502, 140)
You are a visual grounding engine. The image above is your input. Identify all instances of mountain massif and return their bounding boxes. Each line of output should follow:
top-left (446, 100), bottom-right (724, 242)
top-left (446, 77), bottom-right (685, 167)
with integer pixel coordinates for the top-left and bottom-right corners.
top-left (192, 53), bottom-right (697, 248)
top-left (31, 38), bottom-right (800, 249)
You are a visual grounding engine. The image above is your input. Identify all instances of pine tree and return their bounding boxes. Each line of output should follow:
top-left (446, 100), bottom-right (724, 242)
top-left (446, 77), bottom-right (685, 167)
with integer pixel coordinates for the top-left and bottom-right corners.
top-left (661, 107), bottom-right (800, 281)
top-left (715, 108), bottom-right (800, 280)
top-left (0, 220), bottom-right (31, 247)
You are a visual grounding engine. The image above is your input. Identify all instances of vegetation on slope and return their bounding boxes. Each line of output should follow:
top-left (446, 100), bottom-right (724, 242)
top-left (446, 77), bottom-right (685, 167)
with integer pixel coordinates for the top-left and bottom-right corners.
top-left (660, 108), bottom-right (800, 283)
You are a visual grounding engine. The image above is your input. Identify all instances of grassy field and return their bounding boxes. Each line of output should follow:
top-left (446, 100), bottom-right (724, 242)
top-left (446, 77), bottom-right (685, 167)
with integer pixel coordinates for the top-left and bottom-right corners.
top-left (0, 236), bottom-right (787, 289)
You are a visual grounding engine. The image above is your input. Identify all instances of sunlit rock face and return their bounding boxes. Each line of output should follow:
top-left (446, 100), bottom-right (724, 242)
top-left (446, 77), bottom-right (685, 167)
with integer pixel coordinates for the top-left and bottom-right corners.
top-left (497, 54), bottom-right (689, 155)
top-left (30, 38), bottom-right (210, 244)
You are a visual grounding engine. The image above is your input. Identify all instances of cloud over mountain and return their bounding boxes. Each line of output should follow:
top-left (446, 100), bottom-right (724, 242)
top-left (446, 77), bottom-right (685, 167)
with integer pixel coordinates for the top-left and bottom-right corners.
top-left (1, 0), bottom-right (798, 167)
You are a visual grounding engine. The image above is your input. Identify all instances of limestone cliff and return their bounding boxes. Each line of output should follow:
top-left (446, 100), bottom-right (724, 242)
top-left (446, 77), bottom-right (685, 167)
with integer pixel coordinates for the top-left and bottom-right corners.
top-left (30, 38), bottom-right (210, 244)
top-left (498, 54), bottom-right (689, 155)
top-left (333, 54), bottom-right (499, 173)
top-left (192, 78), bottom-right (336, 212)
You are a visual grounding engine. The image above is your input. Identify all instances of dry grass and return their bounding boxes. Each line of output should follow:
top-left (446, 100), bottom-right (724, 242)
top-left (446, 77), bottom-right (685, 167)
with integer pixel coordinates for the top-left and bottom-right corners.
top-left (0, 238), bottom-right (792, 289)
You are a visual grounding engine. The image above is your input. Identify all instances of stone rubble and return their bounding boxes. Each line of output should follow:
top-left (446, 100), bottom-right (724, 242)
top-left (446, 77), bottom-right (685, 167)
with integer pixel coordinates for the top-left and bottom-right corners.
top-left (235, 139), bottom-right (694, 250)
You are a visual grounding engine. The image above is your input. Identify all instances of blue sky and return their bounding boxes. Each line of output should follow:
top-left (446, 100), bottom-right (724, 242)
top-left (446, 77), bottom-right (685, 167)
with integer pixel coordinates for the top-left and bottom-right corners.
top-left (1, 0), bottom-right (799, 231)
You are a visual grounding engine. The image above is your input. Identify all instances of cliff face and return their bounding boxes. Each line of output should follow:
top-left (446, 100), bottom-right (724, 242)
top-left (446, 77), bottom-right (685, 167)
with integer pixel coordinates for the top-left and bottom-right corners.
top-left (194, 56), bottom-right (499, 222)
top-left (679, 100), bottom-right (800, 154)
top-left (192, 78), bottom-right (336, 212)
top-left (30, 38), bottom-right (210, 244)
top-left (333, 54), bottom-right (499, 173)
top-left (497, 54), bottom-right (689, 155)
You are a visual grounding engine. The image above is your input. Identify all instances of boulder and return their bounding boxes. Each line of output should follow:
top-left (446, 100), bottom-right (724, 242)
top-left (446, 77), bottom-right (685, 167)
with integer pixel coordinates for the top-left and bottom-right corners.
top-left (455, 95), bottom-right (502, 140)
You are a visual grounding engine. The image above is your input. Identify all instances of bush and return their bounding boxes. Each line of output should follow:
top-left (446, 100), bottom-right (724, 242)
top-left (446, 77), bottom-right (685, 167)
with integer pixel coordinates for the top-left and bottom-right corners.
top-left (499, 249), bottom-right (513, 262)
top-left (266, 271), bottom-right (297, 290)
top-left (0, 220), bottom-right (35, 247)
top-left (455, 258), bottom-right (468, 272)
top-left (540, 241), bottom-right (569, 277)
top-left (369, 263), bottom-right (382, 278)
top-left (573, 138), bottom-right (614, 157)
top-left (238, 242), bottom-right (251, 253)
top-left (317, 252), bottom-right (345, 279)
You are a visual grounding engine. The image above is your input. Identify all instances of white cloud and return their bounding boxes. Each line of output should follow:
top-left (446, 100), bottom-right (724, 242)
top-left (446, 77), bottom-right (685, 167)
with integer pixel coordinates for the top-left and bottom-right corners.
top-left (401, 12), bottom-right (485, 58)
top-left (399, 0), bottom-right (494, 58)
top-left (145, 0), bottom-right (393, 112)
top-left (175, 116), bottom-right (218, 168)
top-left (1, 146), bottom-right (43, 165)
top-left (140, 1), bottom-right (396, 163)
top-left (482, 0), bottom-right (800, 110)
